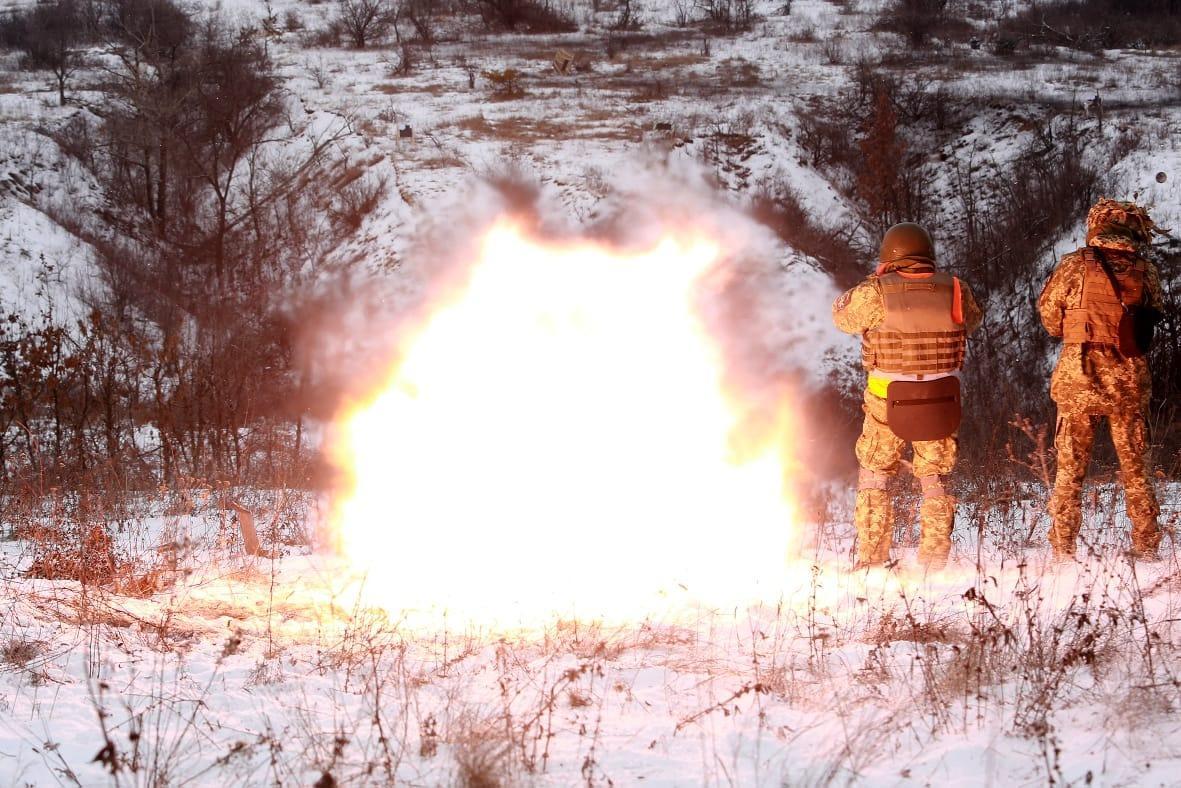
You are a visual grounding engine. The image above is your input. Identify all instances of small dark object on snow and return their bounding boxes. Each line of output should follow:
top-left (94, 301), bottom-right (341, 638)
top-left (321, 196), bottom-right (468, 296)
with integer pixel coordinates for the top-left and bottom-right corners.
top-left (399, 125), bottom-right (413, 138)
top-left (969, 37), bottom-right (980, 50)
top-left (1156, 172), bottom-right (1167, 183)
top-left (654, 121), bottom-right (673, 132)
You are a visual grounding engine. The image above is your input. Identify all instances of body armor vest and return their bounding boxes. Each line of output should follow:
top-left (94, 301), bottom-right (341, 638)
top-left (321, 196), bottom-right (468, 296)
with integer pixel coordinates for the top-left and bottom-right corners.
top-left (1061, 249), bottom-right (1147, 346)
top-left (862, 271), bottom-right (966, 375)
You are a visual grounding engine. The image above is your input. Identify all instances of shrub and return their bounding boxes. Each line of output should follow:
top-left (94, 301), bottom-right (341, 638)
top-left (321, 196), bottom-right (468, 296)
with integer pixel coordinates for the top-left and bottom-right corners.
top-left (695, 0), bottom-right (757, 31)
top-left (474, 0), bottom-right (576, 32)
top-left (482, 67), bottom-right (525, 98)
top-left (878, 0), bottom-right (948, 48)
top-left (999, 0), bottom-right (1181, 50)
top-left (337, 0), bottom-right (394, 48)
top-left (6, 0), bottom-right (83, 105)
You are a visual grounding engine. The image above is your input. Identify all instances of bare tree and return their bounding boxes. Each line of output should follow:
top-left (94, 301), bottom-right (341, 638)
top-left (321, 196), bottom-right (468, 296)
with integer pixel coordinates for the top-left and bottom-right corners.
top-left (694, 0), bottom-right (756, 31)
top-left (337, 0), bottom-right (393, 48)
top-left (611, 0), bottom-right (640, 31)
top-left (99, 0), bottom-right (197, 232)
top-left (178, 29), bottom-right (284, 286)
top-left (474, 0), bottom-right (576, 32)
top-left (881, 0), bottom-right (948, 48)
top-left (396, 0), bottom-right (439, 43)
top-left (15, 0), bottom-right (83, 105)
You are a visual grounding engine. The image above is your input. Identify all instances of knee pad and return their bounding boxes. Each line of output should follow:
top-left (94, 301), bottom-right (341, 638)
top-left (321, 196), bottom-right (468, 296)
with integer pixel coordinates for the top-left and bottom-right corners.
top-left (918, 474), bottom-right (947, 499)
top-left (858, 468), bottom-right (890, 491)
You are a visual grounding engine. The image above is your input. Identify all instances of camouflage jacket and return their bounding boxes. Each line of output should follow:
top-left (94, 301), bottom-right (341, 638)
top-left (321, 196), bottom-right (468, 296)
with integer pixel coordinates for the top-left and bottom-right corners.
top-left (1037, 246), bottom-right (1161, 411)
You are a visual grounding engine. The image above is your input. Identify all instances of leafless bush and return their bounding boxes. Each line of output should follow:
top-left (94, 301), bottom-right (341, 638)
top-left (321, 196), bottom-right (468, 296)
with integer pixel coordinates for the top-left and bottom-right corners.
top-left (795, 105), bottom-right (854, 170)
top-left (472, 0), bottom-right (576, 32)
top-left (333, 172), bottom-right (389, 231)
top-left (451, 716), bottom-right (515, 787)
top-left (3, 0), bottom-right (83, 105)
top-left (785, 22), bottom-right (815, 42)
top-left (877, 0), bottom-right (949, 48)
top-left (999, 0), bottom-right (1181, 50)
top-left (305, 20), bottom-right (344, 47)
top-left (851, 84), bottom-right (932, 236)
top-left (307, 56), bottom-right (333, 88)
top-left (18, 483), bottom-right (173, 593)
top-left (820, 32), bottom-right (845, 64)
top-left (337, 0), bottom-right (394, 47)
top-left (750, 183), bottom-right (863, 290)
top-left (399, 0), bottom-right (441, 42)
top-left (610, 0), bottom-right (641, 31)
top-left (695, 0), bottom-right (756, 31)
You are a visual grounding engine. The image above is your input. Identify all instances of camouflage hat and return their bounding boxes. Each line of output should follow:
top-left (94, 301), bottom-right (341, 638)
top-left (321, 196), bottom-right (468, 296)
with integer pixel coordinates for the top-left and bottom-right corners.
top-left (1085, 197), bottom-right (1159, 252)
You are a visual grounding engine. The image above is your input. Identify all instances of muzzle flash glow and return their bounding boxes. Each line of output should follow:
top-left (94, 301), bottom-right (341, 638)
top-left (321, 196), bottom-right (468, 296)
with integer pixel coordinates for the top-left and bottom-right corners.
top-left (326, 222), bottom-right (798, 625)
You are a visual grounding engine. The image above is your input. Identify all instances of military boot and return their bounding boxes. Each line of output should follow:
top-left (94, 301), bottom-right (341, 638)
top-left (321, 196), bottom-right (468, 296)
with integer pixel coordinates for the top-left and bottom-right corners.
top-left (1127, 505), bottom-right (1162, 563)
top-left (1046, 502), bottom-right (1082, 561)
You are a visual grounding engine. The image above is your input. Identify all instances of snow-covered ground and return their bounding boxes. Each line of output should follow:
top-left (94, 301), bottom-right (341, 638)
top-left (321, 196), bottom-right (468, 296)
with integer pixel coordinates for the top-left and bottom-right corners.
top-left (2, 0), bottom-right (1181, 784)
top-left (1, 491), bottom-right (1180, 785)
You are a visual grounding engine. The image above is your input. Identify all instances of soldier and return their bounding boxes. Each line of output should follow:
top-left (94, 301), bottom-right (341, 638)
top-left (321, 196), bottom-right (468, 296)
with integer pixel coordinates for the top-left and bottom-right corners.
top-left (1037, 198), bottom-right (1164, 560)
top-left (833, 223), bottom-right (983, 569)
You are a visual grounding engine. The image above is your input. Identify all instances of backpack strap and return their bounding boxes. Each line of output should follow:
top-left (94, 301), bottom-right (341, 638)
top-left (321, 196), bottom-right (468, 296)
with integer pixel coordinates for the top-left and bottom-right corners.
top-left (1090, 247), bottom-right (1130, 311)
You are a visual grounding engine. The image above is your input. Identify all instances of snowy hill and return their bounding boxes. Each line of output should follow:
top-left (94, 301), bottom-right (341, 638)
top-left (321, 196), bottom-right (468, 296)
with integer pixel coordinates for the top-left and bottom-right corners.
top-left (1, 0), bottom-right (1181, 784)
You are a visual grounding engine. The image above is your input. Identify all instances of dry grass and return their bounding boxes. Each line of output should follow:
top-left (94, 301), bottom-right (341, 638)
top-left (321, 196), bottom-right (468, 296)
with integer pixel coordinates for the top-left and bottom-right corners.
top-left (0, 637), bottom-right (41, 667)
top-left (372, 82), bottom-right (459, 96)
top-left (1, 517), bottom-right (1178, 784)
top-left (868, 609), bottom-right (962, 645)
top-left (451, 715), bottom-right (515, 788)
top-left (455, 113), bottom-right (638, 142)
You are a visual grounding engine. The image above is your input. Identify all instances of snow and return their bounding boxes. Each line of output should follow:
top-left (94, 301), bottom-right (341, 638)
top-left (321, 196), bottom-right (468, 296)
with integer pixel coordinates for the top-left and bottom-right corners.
top-left (2, 494), bottom-right (1180, 785)
top-left (1, 0), bottom-right (1180, 784)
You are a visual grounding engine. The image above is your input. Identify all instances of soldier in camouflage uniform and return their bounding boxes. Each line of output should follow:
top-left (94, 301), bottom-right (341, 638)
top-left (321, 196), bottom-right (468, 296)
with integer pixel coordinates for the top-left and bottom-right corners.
top-left (833, 224), bottom-right (983, 569)
top-left (1038, 198), bottom-right (1163, 560)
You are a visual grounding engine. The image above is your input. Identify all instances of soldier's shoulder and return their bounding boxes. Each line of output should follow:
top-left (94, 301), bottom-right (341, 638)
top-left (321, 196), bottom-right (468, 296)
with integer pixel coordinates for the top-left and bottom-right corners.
top-left (833, 277), bottom-right (878, 309)
top-left (853, 276), bottom-right (885, 302)
top-left (1052, 248), bottom-right (1090, 276)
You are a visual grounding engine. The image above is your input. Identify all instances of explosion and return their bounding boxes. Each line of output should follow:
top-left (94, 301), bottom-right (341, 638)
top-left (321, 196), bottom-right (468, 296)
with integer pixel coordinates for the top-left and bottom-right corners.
top-left (326, 220), bottom-right (799, 625)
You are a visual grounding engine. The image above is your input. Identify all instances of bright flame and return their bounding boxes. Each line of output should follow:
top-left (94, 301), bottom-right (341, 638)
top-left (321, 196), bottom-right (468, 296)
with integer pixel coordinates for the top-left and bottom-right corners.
top-left (327, 221), bottom-right (798, 625)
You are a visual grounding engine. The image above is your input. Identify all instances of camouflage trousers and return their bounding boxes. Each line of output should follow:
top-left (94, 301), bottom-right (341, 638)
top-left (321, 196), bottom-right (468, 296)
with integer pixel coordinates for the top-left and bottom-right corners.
top-left (854, 390), bottom-right (957, 568)
top-left (1048, 408), bottom-right (1161, 557)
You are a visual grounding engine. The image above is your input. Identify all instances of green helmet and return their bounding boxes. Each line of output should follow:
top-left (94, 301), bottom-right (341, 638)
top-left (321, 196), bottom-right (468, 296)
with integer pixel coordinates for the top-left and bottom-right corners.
top-left (879, 222), bottom-right (935, 266)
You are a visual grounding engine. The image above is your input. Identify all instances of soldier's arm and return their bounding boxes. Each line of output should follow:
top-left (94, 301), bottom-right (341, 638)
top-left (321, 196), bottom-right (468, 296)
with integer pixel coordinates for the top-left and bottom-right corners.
top-left (1037, 253), bottom-right (1083, 338)
top-left (831, 279), bottom-right (884, 335)
top-left (959, 281), bottom-right (984, 335)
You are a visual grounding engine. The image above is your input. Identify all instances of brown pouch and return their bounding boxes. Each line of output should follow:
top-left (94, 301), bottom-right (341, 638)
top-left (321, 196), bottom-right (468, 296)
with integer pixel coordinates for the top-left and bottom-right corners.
top-left (885, 377), bottom-right (962, 442)
top-left (1118, 305), bottom-right (1163, 358)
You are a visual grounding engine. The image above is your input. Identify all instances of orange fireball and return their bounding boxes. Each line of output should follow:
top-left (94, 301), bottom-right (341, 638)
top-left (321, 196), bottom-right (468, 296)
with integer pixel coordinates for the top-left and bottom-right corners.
top-left (326, 221), bottom-right (798, 625)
